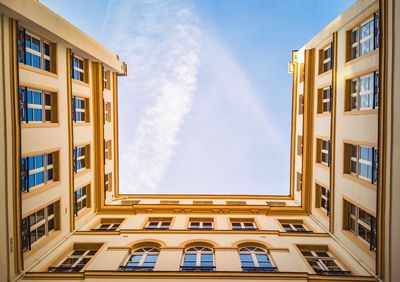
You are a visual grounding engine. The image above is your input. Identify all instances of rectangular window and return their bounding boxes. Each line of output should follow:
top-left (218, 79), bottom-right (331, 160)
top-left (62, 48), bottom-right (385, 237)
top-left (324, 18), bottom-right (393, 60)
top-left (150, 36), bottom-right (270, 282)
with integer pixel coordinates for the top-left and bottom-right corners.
top-left (145, 218), bottom-right (172, 230)
top-left (92, 218), bottom-right (124, 231)
top-left (316, 138), bottom-right (330, 166)
top-left (20, 152), bottom-right (57, 192)
top-left (316, 184), bottom-right (330, 215)
top-left (103, 70), bottom-right (111, 90)
top-left (344, 143), bottom-right (378, 184)
top-left (22, 201), bottom-right (58, 252)
top-left (300, 246), bottom-right (350, 276)
top-left (104, 140), bottom-right (112, 161)
top-left (104, 101), bottom-right (112, 122)
top-left (72, 96), bottom-right (88, 123)
top-left (19, 87), bottom-right (56, 123)
top-left (346, 71), bottom-right (379, 111)
top-left (317, 86), bottom-right (332, 114)
top-left (188, 218), bottom-right (214, 230)
top-left (72, 54), bottom-right (86, 82)
top-left (73, 185), bottom-right (89, 216)
top-left (230, 219), bottom-right (257, 230)
top-left (280, 220), bottom-right (310, 233)
top-left (73, 145), bottom-right (89, 173)
top-left (344, 200), bottom-right (376, 250)
top-left (48, 243), bottom-right (101, 272)
top-left (296, 172), bottom-right (302, 192)
top-left (320, 44), bottom-right (332, 73)
top-left (349, 13), bottom-right (380, 60)
top-left (17, 27), bottom-right (53, 72)
top-left (104, 172), bottom-right (112, 193)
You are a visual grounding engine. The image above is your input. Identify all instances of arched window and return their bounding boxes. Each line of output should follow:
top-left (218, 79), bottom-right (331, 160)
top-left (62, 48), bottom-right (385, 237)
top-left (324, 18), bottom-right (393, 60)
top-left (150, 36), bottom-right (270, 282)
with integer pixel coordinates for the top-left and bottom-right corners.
top-left (120, 247), bottom-right (159, 271)
top-left (238, 246), bottom-right (277, 272)
top-left (180, 246), bottom-right (215, 272)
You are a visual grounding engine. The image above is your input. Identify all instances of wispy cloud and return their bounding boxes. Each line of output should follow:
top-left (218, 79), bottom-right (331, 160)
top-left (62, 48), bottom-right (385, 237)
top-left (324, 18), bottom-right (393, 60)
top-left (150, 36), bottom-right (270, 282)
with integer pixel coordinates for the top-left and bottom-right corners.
top-left (105, 0), bottom-right (200, 193)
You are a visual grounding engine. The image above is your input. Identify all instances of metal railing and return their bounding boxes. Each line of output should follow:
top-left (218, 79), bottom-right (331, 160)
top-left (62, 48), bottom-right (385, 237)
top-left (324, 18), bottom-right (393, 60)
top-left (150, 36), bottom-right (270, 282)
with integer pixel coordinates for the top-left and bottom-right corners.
top-left (47, 266), bottom-right (83, 273)
top-left (242, 266), bottom-right (278, 272)
top-left (180, 266), bottom-right (216, 272)
top-left (119, 265), bottom-right (154, 271)
top-left (315, 270), bottom-right (351, 276)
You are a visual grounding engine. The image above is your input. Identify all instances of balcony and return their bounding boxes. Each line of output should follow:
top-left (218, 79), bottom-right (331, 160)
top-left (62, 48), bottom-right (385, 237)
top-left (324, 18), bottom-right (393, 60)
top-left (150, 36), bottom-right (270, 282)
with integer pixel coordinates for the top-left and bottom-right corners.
top-left (242, 266), bottom-right (278, 272)
top-left (180, 266), bottom-right (216, 272)
top-left (119, 266), bottom-right (154, 271)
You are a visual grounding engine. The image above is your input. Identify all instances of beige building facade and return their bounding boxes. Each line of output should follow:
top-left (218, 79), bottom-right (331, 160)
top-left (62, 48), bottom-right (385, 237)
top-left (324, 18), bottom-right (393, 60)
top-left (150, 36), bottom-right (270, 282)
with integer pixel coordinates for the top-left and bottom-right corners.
top-left (0, 0), bottom-right (398, 281)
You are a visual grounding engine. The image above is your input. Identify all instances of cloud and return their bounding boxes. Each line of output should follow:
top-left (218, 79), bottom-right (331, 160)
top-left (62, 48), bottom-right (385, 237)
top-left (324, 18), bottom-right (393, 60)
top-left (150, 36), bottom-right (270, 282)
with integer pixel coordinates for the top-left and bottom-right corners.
top-left (104, 0), bottom-right (200, 193)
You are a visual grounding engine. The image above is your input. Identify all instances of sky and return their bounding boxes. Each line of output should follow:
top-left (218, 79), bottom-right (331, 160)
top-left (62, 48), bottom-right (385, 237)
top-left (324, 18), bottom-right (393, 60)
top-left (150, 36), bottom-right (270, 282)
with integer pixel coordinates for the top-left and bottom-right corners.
top-left (42, 0), bottom-right (355, 195)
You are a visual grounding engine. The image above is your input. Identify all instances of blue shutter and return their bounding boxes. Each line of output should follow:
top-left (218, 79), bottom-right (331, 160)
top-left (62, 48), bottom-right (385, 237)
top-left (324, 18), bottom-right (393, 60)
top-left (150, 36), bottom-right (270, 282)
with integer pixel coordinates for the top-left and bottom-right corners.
top-left (17, 28), bottom-right (25, 64)
top-left (326, 189), bottom-right (331, 216)
top-left (70, 51), bottom-right (75, 78)
top-left (327, 140), bottom-right (331, 167)
top-left (328, 86), bottom-right (332, 113)
top-left (370, 216), bottom-right (377, 251)
top-left (374, 13), bottom-right (380, 49)
top-left (73, 191), bottom-right (78, 216)
top-left (73, 147), bottom-right (77, 173)
top-left (21, 217), bottom-right (31, 252)
top-left (19, 87), bottom-right (28, 122)
top-left (20, 157), bottom-right (29, 192)
top-left (372, 147), bottom-right (378, 184)
top-left (373, 72), bottom-right (379, 109)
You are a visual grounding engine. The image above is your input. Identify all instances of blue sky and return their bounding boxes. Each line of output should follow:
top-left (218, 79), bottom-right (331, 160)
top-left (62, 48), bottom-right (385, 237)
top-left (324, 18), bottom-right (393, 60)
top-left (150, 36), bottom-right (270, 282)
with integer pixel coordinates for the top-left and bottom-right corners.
top-left (42, 0), bottom-right (355, 195)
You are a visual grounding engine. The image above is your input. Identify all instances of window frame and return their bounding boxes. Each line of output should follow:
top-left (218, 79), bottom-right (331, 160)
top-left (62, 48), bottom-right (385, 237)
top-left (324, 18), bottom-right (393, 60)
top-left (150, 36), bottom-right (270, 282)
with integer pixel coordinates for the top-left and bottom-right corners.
top-left (180, 246), bottom-right (215, 271)
top-left (188, 220), bottom-right (214, 230)
top-left (72, 55), bottom-right (85, 82)
top-left (21, 152), bottom-right (56, 192)
top-left (19, 87), bottom-right (55, 123)
top-left (73, 185), bottom-right (88, 216)
top-left (346, 143), bottom-right (377, 184)
top-left (238, 246), bottom-right (276, 272)
top-left (231, 220), bottom-right (257, 230)
top-left (301, 249), bottom-right (349, 275)
top-left (121, 247), bottom-right (160, 271)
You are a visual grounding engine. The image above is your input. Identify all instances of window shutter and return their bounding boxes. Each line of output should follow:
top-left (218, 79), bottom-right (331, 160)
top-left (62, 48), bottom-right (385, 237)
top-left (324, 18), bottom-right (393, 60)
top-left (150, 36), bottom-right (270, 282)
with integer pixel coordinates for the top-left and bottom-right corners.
top-left (101, 65), bottom-right (105, 91)
top-left (329, 86), bottom-right (332, 113)
top-left (20, 157), bottom-right (29, 192)
top-left (73, 147), bottom-right (77, 173)
top-left (373, 71), bottom-right (379, 109)
top-left (372, 147), bottom-right (378, 184)
top-left (374, 13), bottom-right (380, 49)
top-left (17, 28), bottom-right (25, 64)
top-left (73, 192), bottom-right (78, 216)
top-left (326, 189), bottom-right (331, 215)
top-left (19, 87), bottom-right (27, 122)
top-left (21, 217), bottom-right (31, 252)
top-left (330, 42), bottom-right (333, 71)
top-left (72, 96), bottom-right (76, 122)
top-left (70, 51), bottom-right (75, 78)
top-left (370, 216), bottom-right (377, 251)
top-left (327, 140), bottom-right (331, 167)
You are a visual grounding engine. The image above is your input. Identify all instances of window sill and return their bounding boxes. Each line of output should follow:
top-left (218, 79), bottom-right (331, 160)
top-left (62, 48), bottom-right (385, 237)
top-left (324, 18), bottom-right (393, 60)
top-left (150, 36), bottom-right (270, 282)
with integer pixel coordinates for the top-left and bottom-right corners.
top-left (72, 79), bottom-right (90, 87)
top-left (342, 173), bottom-right (376, 190)
top-left (317, 69), bottom-right (332, 79)
top-left (316, 112), bottom-right (331, 117)
top-left (74, 168), bottom-right (92, 178)
top-left (315, 163), bottom-right (329, 171)
top-left (21, 123), bottom-right (60, 128)
top-left (19, 63), bottom-right (58, 78)
top-left (345, 48), bottom-right (379, 66)
top-left (23, 230), bottom-right (61, 259)
top-left (313, 207), bottom-right (329, 220)
top-left (73, 122), bottom-right (91, 127)
top-left (75, 207), bottom-right (92, 222)
top-left (22, 181), bottom-right (61, 201)
top-left (343, 109), bottom-right (378, 116)
top-left (341, 230), bottom-right (376, 256)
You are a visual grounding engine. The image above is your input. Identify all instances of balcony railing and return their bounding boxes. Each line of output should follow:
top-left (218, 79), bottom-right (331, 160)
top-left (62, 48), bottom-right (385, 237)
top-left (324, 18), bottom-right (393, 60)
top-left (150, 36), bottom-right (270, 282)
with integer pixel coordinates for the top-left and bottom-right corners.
top-left (285, 229), bottom-right (313, 233)
top-left (90, 228), bottom-right (118, 232)
top-left (315, 270), bottom-right (351, 276)
top-left (119, 265), bottom-right (154, 271)
top-left (242, 266), bottom-right (278, 272)
top-left (180, 266), bottom-right (216, 272)
top-left (47, 266), bottom-right (83, 273)
top-left (188, 227), bottom-right (214, 230)
top-left (144, 226), bottom-right (170, 230)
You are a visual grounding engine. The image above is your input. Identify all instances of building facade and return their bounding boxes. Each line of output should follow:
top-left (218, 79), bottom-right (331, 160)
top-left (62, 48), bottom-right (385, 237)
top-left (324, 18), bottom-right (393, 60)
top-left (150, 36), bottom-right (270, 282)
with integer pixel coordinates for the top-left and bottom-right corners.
top-left (0, 0), bottom-right (398, 282)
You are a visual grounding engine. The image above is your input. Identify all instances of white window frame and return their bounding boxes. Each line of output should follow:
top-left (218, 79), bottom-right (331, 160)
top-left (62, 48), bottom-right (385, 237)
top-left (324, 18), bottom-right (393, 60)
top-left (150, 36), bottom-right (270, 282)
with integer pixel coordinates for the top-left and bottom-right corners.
top-left (348, 202), bottom-right (374, 244)
top-left (25, 89), bottom-right (52, 123)
top-left (231, 221), bottom-right (256, 230)
top-left (322, 45), bottom-right (332, 72)
top-left (146, 220), bottom-right (171, 229)
top-left (125, 247), bottom-right (159, 268)
top-left (181, 246), bottom-right (214, 268)
top-left (301, 250), bottom-right (345, 273)
top-left (322, 87), bottom-right (331, 113)
top-left (73, 55), bottom-right (85, 82)
top-left (320, 186), bottom-right (329, 213)
top-left (26, 203), bottom-right (55, 246)
top-left (282, 223), bottom-right (308, 232)
top-left (26, 153), bottom-right (54, 191)
top-left (73, 96), bottom-right (86, 123)
top-left (359, 73), bottom-right (374, 110)
top-left (320, 140), bottom-right (329, 166)
top-left (74, 186), bottom-right (87, 215)
top-left (351, 17), bottom-right (375, 59)
top-left (74, 146), bottom-right (87, 173)
top-left (97, 222), bottom-right (120, 231)
top-left (349, 144), bottom-right (374, 181)
top-left (57, 249), bottom-right (96, 270)
top-left (189, 220), bottom-right (213, 230)
top-left (238, 247), bottom-right (275, 269)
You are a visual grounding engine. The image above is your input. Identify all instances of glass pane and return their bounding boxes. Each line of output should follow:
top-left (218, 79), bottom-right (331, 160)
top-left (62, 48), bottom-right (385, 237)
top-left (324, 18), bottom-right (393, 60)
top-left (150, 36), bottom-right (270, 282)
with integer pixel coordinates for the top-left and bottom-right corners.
top-left (184, 254), bottom-right (196, 261)
top-left (241, 261), bottom-right (255, 267)
top-left (36, 171), bottom-right (44, 185)
top-left (43, 43), bottom-right (50, 56)
top-left (239, 254), bottom-right (252, 262)
top-left (36, 209), bottom-right (45, 222)
top-left (315, 251), bottom-right (329, 257)
top-left (32, 54), bottom-right (41, 68)
top-left (145, 254), bottom-right (158, 262)
top-left (48, 218), bottom-right (55, 231)
top-left (201, 254), bottom-right (213, 262)
top-left (183, 261), bottom-right (196, 267)
top-left (31, 37), bottom-right (40, 52)
top-left (130, 255), bottom-right (142, 262)
top-left (259, 261), bottom-right (273, 268)
top-left (201, 261), bottom-right (213, 267)
top-left (359, 209), bottom-right (371, 225)
top-left (37, 224), bottom-right (45, 239)
top-left (72, 250), bottom-right (85, 256)
top-left (256, 254), bottom-right (269, 262)
top-left (36, 155), bottom-right (43, 167)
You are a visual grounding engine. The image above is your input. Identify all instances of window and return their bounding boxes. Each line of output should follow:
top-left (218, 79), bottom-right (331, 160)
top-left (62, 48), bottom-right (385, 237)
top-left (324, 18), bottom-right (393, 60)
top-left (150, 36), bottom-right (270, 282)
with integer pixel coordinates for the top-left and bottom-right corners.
top-left (145, 218), bottom-right (171, 230)
top-left (48, 244), bottom-right (100, 272)
top-left (72, 96), bottom-right (88, 123)
top-left (72, 54), bottom-right (86, 82)
top-left (349, 13), bottom-right (380, 60)
top-left (316, 138), bottom-right (330, 166)
top-left (231, 219), bottom-right (257, 230)
top-left (280, 221), bottom-right (310, 233)
top-left (344, 200), bottom-right (376, 250)
top-left (347, 72), bottom-right (379, 111)
top-left (19, 87), bottom-right (56, 123)
top-left (298, 95), bottom-right (304, 115)
top-left (320, 44), bottom-right (332, 73)
top-left (104, 101), bottom-right (112, 122)
top-left (317, 86), bottom-right (332, 114)
top-left (104, 172), bottom-right (112, 193)
top-left (120, 247), bottom-right (159, 271)
top-left (181, 246), bottom-right (215, 272)
top-left (296, 172), bottom-right (302, 192)
top-left (20, 152), bottom-right (56, 192)
top-left (297, 135), bottom-right (303, 156)
top-left (239, 246), bottom-right (276, 272)
top-left (17, 27), bottom-right (53, 72)
top-left (92, 218), bottom-right (123, 231)
top-left (188, 219), bottom-right (213, 230)
top-left (73, 145), bottom-right (89, 173)
top-left (300, 247), bottom-right (350, 276)
top-left (21, 202), bottom-right (58, 252)
top-left (316, 184), bottom-right (330, 215)
top-left (103, 70), bottom-right (111, 90)
top-left (104, 140), bottom-right (112, 161)
top-left (345, 143), bottom-right (378, 184)
top-left (73, 185), bottom-right (88, 216)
